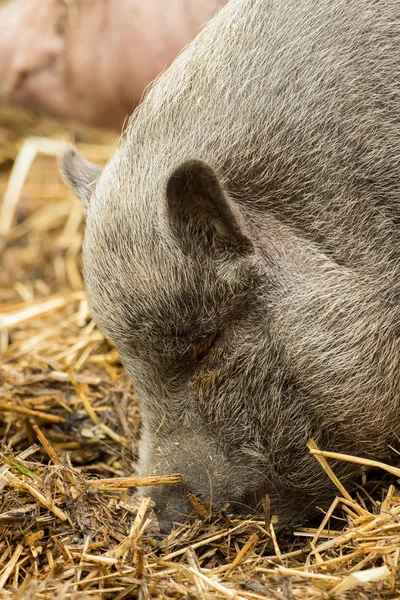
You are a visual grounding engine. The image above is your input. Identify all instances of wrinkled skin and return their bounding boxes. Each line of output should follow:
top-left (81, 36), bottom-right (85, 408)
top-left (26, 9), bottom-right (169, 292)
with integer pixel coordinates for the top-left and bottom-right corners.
top-left (60, 0), bottom-right (400, 532)
top-left (0, 0), bottom-right (225, 129)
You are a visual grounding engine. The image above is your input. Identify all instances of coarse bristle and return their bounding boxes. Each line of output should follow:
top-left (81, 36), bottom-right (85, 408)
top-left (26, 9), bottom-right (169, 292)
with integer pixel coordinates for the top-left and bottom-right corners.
top-left (0, 106), bottom-right (399, 599)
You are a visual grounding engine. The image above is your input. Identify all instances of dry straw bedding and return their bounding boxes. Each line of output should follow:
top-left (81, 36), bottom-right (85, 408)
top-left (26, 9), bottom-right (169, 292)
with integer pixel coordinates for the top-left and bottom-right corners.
top-left (0, 108), bottom-right (399, 599)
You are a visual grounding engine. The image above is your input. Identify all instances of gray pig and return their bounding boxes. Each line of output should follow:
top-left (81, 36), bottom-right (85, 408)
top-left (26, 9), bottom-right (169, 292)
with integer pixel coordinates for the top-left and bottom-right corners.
top-left (60, 0), bottom-right (400, 532)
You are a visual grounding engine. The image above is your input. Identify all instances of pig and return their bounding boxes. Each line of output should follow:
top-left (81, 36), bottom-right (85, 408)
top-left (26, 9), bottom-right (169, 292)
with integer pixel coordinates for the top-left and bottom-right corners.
top-left (0, 0), bottom-right (225, 129)
top-left (60, 0), bottom-right (400, 532)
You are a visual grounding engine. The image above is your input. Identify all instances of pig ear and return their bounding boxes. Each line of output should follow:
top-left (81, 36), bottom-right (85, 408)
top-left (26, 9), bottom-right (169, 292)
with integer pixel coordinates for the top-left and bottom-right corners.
top-left (166, 159), bottom-right (254, 253)
top-left (59, 147), bottom-right (102, 213)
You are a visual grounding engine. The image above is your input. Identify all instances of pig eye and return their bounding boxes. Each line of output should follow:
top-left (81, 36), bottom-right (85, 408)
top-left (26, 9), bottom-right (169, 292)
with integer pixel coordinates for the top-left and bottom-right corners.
top-left (191, 333), bottom-right (218, 363)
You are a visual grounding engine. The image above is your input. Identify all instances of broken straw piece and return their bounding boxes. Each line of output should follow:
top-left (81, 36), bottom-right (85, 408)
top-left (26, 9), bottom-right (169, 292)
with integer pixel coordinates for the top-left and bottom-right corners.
top-left (330, 565), bottom-right (391, 594)
top-left (0, 137), bottom-right (70, 239)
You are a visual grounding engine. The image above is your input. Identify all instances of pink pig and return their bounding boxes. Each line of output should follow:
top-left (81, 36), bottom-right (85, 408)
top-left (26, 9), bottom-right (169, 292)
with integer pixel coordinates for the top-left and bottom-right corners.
top-left (0, 0), bottom-right (225, 129)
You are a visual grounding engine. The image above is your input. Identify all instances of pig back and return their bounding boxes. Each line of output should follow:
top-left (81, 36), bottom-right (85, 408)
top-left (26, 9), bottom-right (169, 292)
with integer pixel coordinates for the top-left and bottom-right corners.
top-left (127, 0), bottom-right (400, 276)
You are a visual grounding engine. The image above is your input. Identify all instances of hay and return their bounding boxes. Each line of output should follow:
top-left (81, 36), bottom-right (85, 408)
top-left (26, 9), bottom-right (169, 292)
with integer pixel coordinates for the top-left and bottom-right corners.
top-left (0, 108), bottom-right (399, 599)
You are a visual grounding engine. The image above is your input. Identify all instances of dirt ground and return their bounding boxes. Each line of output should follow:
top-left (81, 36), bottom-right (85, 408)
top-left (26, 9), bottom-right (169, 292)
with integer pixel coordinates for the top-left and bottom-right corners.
top-left (0, 106), bottom-right (399, 599)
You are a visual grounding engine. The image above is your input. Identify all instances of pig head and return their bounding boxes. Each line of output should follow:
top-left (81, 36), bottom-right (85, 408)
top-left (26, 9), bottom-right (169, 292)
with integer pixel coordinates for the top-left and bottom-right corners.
top-left (59, 0), bottom-right (400, 531)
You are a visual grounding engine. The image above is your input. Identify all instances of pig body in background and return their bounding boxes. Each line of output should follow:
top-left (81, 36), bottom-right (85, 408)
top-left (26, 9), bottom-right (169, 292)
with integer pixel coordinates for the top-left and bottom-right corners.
top-left (61, 0), bottom-right (400, 531)
top-left (0, 0), bottom-right (225, 129)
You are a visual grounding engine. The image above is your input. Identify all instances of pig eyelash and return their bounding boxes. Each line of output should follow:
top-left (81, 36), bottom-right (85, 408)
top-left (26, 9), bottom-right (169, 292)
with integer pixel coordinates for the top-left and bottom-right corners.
top-left (191, 332), bottom-right (218, 362)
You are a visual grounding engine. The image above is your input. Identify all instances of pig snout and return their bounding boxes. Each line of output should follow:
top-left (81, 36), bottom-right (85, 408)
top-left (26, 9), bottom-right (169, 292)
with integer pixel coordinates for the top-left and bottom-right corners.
top-left (138, 430), bottom-right (257, 533)
top-left (143, 483), bottom-right (193, 535)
